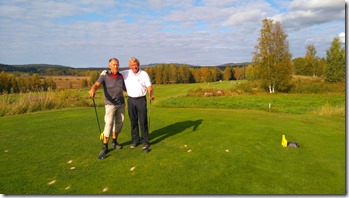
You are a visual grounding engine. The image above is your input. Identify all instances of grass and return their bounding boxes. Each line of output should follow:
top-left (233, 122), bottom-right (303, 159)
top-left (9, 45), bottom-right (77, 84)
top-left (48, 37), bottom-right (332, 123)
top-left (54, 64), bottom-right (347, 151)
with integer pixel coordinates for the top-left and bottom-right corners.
top-left (157, 93), bottom-right (344, 115)
top-left (0, 81), bottom-right (345, 194)
top-left (154, 81), bottom-right (344, 115)
top-left (0, 109), bottom-right (345, 194)
top-left (49, 76), bottom-right (90, 90)
top-left (0, 90), bottom-right (91, 116)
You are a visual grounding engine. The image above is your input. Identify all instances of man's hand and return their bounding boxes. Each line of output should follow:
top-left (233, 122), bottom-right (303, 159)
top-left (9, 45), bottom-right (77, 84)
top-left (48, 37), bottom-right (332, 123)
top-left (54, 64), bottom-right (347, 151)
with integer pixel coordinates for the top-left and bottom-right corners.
top-left (89, 90), bottom-right (95, 98)
top-left (89, 82), bottom-right (101, 98)
top-left (149, 95), bottom-right (154, 101)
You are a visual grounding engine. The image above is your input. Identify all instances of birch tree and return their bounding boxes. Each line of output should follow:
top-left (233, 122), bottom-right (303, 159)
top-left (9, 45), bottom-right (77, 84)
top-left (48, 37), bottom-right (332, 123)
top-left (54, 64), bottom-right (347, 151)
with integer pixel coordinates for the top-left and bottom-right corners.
top-left (253, 18), bottom-right (292, 93)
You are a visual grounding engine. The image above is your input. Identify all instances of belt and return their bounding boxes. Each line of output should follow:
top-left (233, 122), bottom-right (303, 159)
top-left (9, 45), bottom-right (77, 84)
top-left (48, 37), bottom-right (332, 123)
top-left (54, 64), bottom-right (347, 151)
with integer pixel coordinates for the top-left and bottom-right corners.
top-left (128, 96), bottom-right (146, 99)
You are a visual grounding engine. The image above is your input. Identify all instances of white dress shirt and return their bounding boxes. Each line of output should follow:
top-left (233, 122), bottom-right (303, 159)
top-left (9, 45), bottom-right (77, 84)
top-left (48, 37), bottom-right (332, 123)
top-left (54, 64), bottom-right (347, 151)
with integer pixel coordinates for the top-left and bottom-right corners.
top-left (121, 69), bottom-right (152, 98)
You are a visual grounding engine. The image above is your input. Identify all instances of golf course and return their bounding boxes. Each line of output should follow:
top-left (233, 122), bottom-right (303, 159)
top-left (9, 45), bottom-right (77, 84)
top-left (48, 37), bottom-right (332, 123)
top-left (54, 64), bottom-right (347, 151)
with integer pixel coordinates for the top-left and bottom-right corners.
top-left (0, 81), bottom-right (345, 194)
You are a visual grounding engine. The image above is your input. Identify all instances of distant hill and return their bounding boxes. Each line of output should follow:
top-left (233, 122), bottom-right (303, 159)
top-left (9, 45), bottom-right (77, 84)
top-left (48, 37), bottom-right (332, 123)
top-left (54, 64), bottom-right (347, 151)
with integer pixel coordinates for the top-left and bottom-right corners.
top-left (0, 64), bottom-right (73, 73)
top-left (0, 62), bottom-right (252, 74)
top-left (140, 62), bottom-right (251, 69)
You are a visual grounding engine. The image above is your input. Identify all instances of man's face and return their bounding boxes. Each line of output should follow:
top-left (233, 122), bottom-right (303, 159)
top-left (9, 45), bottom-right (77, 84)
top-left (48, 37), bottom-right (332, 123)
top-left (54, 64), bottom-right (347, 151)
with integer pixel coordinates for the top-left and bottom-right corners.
top-left (109, 59), bottom-right (119, 74)
top-left (129, 61), bottom-right (139, 74)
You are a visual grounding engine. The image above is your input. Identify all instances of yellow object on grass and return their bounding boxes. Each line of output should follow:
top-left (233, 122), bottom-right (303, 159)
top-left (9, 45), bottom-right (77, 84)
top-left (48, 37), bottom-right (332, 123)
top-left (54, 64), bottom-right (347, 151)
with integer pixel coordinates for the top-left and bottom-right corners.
top-left (100, 132), bottom-right (104, 140)
top-left (281, 134), bottom-right (288, 147)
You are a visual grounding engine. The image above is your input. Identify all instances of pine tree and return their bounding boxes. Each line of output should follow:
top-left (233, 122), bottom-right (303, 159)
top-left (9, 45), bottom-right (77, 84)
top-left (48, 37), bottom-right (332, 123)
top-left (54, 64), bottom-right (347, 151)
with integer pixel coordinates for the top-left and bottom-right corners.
top-left (304, 44), bottom-right (319, 76)
top-left (325, 36), bottom-right (345, 82)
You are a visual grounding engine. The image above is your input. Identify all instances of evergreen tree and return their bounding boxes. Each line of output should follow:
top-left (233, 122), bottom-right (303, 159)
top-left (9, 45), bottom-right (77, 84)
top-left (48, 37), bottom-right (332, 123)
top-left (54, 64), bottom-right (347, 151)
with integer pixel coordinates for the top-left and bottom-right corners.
top-left (89, 71), bottom-right (99, 86)
top-left (292, 57), bottom-right (306, 75)
top-left (305, 44), bottom-right (319, 76)
top-left (325, 36), bottom-right (345, 82)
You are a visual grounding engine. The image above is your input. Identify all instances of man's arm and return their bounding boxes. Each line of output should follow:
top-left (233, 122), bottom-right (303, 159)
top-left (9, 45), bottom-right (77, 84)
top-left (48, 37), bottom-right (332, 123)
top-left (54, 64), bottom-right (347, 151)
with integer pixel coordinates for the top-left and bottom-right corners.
top-left (147, 86), bottom-right (154, 100)
top-left (89, 82), bottom-right (101, 98)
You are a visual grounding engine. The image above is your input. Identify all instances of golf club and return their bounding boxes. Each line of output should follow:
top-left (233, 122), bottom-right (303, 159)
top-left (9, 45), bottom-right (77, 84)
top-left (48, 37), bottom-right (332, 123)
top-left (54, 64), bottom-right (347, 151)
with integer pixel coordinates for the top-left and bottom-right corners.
top-left (148, 99), bottom-right (151, 133)
top-left (92, 98), bottom-right (103, 145)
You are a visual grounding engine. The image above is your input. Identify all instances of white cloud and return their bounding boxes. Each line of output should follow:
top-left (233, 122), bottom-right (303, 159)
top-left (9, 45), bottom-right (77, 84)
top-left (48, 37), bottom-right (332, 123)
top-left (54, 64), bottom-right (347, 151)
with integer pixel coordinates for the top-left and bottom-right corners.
top-left (338, 32), bottom-right (345, 43)
top-left (0, 0), bottom-right (345, 67)
top-left (223, 9), bottom-right (266, 26)
top-left (289, 0), bottom-right (343, 10)
top-left (272, 0), bottom-right (345, 30)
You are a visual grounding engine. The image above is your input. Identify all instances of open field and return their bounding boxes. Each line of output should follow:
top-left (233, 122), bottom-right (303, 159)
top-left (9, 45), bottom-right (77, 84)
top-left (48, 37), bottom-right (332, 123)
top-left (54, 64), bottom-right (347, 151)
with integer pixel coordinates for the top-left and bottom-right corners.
top-left (49, 76), bottom-right (90, 90)
top-left (0, 81), bottom-right (346, 194)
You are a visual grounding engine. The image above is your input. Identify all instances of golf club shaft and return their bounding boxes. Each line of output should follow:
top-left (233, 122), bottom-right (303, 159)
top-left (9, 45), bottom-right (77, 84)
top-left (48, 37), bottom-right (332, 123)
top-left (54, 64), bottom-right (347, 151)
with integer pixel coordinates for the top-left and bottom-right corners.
top-left (92, 98), bottom-right (102, 134)
top-left (148, 99), bottom-right (151, 133)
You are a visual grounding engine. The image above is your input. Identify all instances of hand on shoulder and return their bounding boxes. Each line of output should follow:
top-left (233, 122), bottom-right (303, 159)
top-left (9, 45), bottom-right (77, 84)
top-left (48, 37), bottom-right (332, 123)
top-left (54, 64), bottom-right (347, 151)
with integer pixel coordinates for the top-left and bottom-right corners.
top-left (100, 70), bottom-right (108, 75)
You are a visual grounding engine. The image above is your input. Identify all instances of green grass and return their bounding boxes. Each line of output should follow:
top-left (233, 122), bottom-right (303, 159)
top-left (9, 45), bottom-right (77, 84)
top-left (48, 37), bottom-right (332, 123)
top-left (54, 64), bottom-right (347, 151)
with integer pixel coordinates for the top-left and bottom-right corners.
top-left (0, 108), bottom-right (345, 194)
top-left (158, 93), bottom-right (344, 114)
top-left (154, 81), bottom-right (344, 115)
top-left (0, 81), bottom-right (345, 194)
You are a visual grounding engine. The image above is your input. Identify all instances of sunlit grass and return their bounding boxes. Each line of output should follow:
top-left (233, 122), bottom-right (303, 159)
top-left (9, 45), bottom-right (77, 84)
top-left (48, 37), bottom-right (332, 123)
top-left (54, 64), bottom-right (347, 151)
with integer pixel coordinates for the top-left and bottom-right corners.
top-left (0, 107), bottom-right (345, 194)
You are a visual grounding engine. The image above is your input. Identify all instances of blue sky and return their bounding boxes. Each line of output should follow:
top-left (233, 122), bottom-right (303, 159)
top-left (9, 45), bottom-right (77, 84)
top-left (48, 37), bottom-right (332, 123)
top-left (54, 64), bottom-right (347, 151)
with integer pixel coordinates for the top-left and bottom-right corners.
top-left (0, 0), bottom-right (345, 68)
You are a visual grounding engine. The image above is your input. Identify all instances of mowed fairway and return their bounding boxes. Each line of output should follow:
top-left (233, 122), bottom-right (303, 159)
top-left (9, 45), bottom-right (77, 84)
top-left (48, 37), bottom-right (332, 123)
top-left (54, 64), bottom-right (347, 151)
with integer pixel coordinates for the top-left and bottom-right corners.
top-left (0, 83), bottom-right (345, 194)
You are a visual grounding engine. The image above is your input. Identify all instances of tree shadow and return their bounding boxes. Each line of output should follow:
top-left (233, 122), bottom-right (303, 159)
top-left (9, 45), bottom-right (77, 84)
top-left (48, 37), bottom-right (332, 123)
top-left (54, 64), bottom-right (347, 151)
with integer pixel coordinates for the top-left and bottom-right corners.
top-left (149, 119), bottom-right (203, 145)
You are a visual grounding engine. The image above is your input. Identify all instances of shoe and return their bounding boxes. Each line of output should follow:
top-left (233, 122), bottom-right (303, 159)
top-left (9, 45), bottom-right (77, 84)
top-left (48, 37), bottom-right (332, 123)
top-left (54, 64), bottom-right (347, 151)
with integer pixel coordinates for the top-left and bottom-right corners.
top-left (142, 145), bottom-right (150, 153)
top-left (98, 146), bottom-right (107, 159)
top-left (112, 142), bottom-right (122, 150)
top-left (130, 143), bottom-right (139, 149)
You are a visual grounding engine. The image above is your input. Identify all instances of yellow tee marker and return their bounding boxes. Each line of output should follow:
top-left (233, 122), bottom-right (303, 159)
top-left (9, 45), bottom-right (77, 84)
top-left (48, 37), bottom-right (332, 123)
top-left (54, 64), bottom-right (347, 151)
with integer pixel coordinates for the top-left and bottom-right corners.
top-left (281, 134), bottom-right (288, 147)
top-left (100, 131), bottom-right (104, 140)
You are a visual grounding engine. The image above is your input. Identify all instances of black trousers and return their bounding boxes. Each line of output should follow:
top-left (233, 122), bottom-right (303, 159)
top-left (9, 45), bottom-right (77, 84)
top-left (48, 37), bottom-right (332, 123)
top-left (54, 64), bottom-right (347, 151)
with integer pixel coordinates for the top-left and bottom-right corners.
top-left (127, 96), bottom-right (149, 145)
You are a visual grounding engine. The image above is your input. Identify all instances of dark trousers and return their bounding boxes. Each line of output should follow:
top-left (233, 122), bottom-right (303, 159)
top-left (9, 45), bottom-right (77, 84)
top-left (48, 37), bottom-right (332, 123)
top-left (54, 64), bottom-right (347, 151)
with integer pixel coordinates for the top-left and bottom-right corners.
top-left (128, 96), bottom-right (149, 145)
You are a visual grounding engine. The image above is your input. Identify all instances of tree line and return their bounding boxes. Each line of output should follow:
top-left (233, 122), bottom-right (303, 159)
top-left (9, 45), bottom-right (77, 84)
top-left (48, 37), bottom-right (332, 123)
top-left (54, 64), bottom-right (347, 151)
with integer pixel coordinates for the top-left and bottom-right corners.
top-left (143, 64), bottom-right (249, 84)
top-left (0, 72), bottom-right (57, 94)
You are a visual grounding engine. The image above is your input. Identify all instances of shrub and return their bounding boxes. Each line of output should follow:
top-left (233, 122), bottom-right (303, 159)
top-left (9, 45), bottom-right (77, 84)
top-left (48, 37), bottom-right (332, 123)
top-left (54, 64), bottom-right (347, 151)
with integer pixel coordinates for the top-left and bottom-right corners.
top-left (312, 102), bottom-right (345, 117)
top-left (186, 88), bottom-right (237, 97)
top-left (0, 90), bottom-right (90, 117)
top-left (231, 81), bottom-right (262, 94)
top-left (289, 76), bottom-right (345, 93)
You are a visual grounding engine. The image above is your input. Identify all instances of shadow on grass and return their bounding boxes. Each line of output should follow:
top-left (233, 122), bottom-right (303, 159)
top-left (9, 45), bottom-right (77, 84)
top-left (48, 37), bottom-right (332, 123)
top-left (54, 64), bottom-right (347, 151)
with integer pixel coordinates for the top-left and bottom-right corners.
top-left (149, 119), bottom-right (203, 145)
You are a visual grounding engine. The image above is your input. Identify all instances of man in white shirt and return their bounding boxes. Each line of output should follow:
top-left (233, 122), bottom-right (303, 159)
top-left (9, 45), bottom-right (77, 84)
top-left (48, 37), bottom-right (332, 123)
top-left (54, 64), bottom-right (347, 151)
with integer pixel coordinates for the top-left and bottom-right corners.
top-left (121, 57), bottom-right (154, 153)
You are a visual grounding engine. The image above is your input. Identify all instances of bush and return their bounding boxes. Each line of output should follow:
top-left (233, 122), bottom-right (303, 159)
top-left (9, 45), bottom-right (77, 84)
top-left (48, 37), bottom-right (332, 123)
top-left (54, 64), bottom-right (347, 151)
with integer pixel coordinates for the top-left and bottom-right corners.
top-left (231, 81), bottom-right (262, 94)
top-left (0, 90), bottom-right (90, 117)
top-left (186, 88), bottom-right (237, 97)
top-left (289, 76), bottom-right (345, 93)
top-left (312, 102), bottom-right (345, 117)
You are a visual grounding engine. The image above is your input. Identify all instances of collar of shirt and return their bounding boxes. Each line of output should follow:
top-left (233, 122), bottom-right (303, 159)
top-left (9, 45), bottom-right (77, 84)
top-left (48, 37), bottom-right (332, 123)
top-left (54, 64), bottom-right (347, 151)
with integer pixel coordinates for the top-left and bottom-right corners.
top-left (108, 71), bottom-right (121, 79)
top-left (129, 69), bottom-right (141, 76)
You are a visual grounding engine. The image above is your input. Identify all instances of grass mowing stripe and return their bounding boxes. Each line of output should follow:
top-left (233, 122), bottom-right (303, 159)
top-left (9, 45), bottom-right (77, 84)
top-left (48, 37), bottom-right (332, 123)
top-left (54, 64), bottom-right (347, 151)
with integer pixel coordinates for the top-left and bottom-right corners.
top-left (0, 107), bottom-right (345, 194)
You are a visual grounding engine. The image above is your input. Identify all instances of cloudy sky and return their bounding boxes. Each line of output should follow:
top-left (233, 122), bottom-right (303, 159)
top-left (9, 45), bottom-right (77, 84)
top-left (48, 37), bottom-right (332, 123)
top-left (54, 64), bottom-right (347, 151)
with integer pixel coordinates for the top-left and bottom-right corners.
top-left (0, 0), bottom-right (345, 68)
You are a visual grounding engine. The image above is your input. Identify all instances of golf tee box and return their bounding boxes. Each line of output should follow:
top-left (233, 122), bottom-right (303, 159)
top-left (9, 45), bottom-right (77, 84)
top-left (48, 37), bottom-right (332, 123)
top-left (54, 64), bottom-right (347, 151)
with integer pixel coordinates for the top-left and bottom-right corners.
top-left (281, 134), bottom-right (300, 148)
